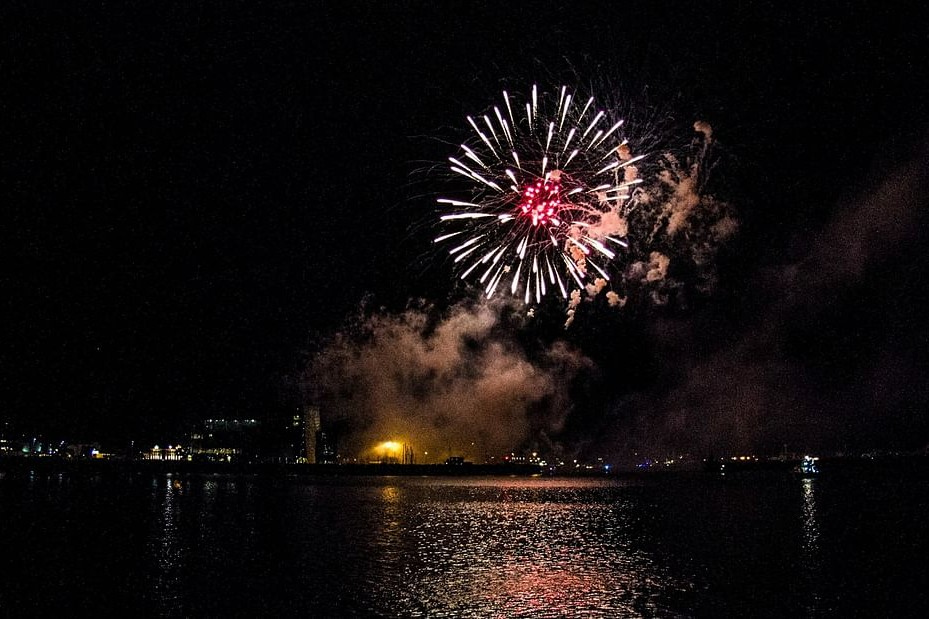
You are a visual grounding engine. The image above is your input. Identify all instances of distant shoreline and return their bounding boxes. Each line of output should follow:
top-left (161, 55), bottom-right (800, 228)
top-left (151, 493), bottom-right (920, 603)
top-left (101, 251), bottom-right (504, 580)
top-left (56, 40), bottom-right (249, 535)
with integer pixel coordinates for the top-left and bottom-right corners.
top-left (2, 453), bottom-right (928, 477)
top-left (0, 458), bottom-right (550, 477)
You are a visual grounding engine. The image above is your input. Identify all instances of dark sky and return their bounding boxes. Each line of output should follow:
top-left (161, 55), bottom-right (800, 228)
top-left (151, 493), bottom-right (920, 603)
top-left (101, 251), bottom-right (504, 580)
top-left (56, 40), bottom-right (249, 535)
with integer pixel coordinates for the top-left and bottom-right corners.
top-left (3, 2), bottom-right (927, 449)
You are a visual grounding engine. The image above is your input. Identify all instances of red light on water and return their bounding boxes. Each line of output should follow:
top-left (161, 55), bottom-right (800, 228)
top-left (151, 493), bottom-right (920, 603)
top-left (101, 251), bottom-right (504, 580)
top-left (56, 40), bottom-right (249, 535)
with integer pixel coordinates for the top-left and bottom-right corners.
top-left (518, 177), bottom-right (563, 226)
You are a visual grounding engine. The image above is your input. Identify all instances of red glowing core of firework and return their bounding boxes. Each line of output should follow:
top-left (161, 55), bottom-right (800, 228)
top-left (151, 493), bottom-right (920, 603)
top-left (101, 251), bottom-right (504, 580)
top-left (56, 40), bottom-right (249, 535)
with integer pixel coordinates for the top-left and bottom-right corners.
top-left (518, 177), bottom-right (563, 226)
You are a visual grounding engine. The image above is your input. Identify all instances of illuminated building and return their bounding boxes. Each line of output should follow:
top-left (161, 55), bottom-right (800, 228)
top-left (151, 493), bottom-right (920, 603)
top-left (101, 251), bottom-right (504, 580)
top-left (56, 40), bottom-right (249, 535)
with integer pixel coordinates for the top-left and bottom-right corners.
top-left (316, 430), bottom-right (336, 464)
top-left (145, 444), bottom-right (184, 461)
top-left (301, 407), bottom-right (338, 464)
top-left (189, 418), bottom-right (260, 462)
top-left (304, 406), bottom-right (320, 463)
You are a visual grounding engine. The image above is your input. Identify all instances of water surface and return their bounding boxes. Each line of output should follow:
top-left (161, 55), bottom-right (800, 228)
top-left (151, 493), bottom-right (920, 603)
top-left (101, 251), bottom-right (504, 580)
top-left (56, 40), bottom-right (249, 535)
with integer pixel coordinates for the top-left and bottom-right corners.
top-left (1, 470), bottom-right (926, 616)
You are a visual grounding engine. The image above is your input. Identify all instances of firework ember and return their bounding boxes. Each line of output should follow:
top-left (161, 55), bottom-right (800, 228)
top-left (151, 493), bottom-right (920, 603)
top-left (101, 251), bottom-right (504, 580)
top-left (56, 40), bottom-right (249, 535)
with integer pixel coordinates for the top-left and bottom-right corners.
top-left (435, 85), bottom-right (644, 305)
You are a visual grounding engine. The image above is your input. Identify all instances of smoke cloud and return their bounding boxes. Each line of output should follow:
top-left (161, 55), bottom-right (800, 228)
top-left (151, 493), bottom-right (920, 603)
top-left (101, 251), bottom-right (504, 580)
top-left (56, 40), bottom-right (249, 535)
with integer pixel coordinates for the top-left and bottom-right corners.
top-left (566, 125), bottom-right (738, 319)
top-left (600, 131), bottom-right (929, 457)
top-left (310, 300), bottom-right (592, 462)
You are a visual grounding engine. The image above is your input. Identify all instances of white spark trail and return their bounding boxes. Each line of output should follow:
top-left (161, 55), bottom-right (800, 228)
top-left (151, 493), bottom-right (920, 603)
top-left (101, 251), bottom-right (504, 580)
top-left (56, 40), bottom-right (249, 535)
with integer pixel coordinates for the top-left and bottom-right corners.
top-left (449, 157), bottom-right (504, 191)
top-left (454, 244), bottom-right (482, 262)
top-left (606, 236), bottom-right (629, 248)
top-left (595, 160), bottom-right (620, 175)
top-left (562, 127), bottom-right (576, 154)
top-left (559, 94), bottom-right (572, 131)
top-left (503, 90), bottom-right (515, 128)
top-left (437, 198), bottom-right (482, 208)
top-left (592, 120), bottom-right (624, 148)
top-left (483, 115), bottom-right (501, 148)
top-left (567, 236), bottom-right (591, 256)
top-left (434, 231), bottom-right (464, 243)
top-left (619, 154), bottom-right (647, 167)
top-left (510, 260), bottom-right (522, 295)
top-left (494, 106), bottom-right (512, 145)
top-left (578, 96), bottom-right (594, 121)
top-left (467, 116), bottom-right (498, 158)
top-left (585, 237), bottom-right (615, 259)
top-left (588, 259), bottom-right (611, 280)
top-left (582, 110), bottom-right (605, 139)
top-left (461, 259), bottom-right (482, 279)
top-left (564, 148), bottom-right (579, 168)
top-left (461, 144), bottom-right (488, 169)
top-left (440, 213), bottom-right (495, 220)
top-left (450, 235), bottom-right (485, 254)
top-left (563, 255), bottom-right (585, 287)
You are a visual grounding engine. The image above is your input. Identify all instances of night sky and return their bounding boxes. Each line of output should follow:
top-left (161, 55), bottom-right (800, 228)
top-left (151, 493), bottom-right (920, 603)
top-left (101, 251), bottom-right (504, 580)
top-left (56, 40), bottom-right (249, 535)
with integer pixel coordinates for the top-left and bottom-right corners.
top-left (4, 2), bottom-right (928, 453)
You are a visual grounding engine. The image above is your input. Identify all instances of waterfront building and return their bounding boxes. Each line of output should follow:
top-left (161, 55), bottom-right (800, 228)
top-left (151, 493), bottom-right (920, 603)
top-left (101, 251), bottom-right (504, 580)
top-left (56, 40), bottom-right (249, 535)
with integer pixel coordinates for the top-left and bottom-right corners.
top-left (188, 418), bottom-right (261, 462)
top-left (304, 406), bottom-right (320, 463)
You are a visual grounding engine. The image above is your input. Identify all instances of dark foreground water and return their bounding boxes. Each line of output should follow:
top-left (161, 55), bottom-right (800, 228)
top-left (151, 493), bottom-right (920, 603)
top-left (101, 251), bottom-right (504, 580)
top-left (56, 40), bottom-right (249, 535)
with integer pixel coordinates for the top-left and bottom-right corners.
top-left (1, 467), bottom-right (927, 617)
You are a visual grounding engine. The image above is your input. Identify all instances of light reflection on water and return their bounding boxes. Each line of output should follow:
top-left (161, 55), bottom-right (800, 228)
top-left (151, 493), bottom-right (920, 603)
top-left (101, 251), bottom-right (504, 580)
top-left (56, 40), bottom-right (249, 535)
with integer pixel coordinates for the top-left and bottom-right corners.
top-left (425, 503), bottom-right (651, 614)
top-left (5, 470), bottom-right (927, 616)
top-left (136, 476), bottom-right (814, 617)
top-left (149, 474), bottom-right (183, 611)
top-left (336, 478), bottom-right (682, 617)
top-left (800, 477), bottom-right (822, 615)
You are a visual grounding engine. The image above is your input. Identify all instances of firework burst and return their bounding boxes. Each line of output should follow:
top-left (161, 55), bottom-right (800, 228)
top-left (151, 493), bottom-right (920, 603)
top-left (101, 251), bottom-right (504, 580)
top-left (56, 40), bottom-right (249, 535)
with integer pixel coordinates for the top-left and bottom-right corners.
top-left (435, 85), bottom-right (645, 305)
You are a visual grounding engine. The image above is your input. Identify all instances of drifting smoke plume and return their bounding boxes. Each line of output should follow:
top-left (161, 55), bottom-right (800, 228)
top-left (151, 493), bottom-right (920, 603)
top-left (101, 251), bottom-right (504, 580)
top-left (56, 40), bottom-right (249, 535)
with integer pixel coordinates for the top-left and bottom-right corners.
top-left (310, 300), bottom-right (592, 461)
top-left (597, 130), bottom-right (929, 457)
top-left (569, 121), bottom-right (738, 318)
